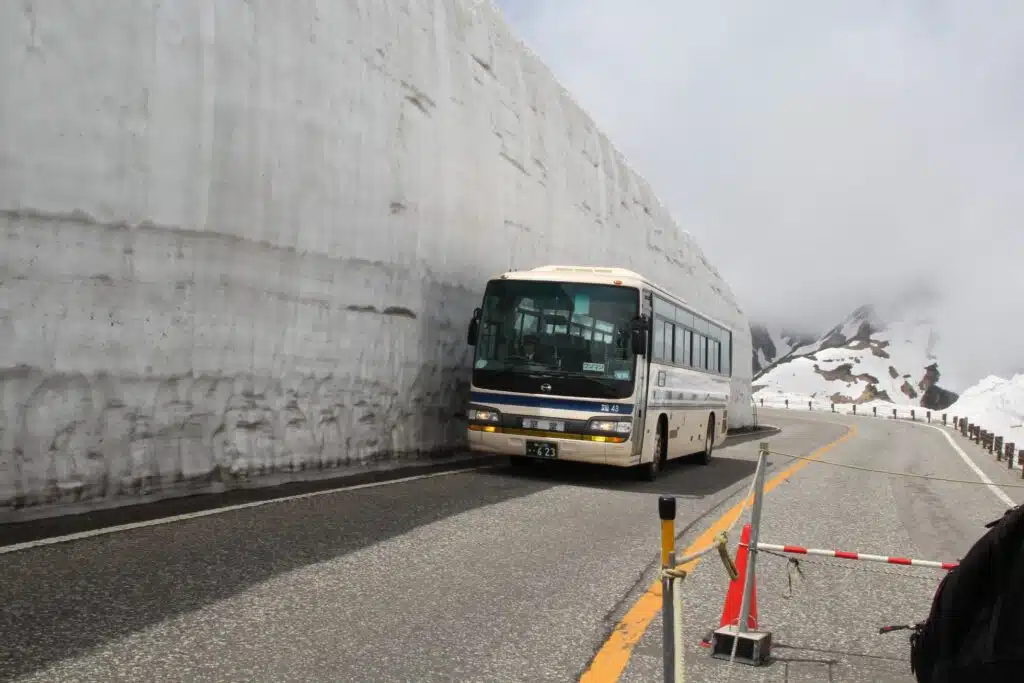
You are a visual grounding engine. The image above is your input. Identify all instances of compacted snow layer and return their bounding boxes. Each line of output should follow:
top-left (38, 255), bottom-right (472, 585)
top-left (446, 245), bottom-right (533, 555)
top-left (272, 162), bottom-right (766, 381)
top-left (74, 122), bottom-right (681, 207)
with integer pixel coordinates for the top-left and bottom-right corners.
top-left (0, 0), bottom-right (752, 518)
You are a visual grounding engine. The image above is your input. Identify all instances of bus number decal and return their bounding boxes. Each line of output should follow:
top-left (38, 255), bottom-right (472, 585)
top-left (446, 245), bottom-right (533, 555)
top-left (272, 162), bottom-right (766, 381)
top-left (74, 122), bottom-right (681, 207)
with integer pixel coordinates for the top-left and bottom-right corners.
top-left (600, 404), bottom-right (622, 414)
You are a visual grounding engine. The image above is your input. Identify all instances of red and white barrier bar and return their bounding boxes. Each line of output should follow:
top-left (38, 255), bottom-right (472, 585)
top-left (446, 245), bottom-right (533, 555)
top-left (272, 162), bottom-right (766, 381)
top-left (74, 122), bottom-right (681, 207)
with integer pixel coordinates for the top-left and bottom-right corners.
top-left (755, 542), bottom-right (958, 570)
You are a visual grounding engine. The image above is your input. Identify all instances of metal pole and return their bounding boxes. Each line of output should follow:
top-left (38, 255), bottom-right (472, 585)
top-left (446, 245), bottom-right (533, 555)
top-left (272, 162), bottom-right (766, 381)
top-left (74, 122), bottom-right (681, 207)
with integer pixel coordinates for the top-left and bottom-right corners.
top-left (659, 496), bottom-right (677, 683)
top-left (673, 575), bottom-right (684, 682)
top-left (737, 443), bottom-right (768, 634)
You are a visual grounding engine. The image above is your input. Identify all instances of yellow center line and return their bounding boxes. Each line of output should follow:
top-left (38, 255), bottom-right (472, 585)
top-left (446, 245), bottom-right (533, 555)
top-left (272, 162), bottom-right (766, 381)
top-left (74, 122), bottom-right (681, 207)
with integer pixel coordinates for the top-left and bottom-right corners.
top-left (578, 423), bottom-right (858, 682)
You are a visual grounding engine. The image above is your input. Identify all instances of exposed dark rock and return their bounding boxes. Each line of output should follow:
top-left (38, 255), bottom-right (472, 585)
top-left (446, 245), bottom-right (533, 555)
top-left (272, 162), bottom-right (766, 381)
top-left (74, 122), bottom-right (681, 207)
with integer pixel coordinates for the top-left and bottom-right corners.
top-left (750, 323), bottom-right (816, 376)
top-left (864, 387), bottom-right (892, 403)
top-left (918, 363), bottom-right (959, 411)
top-left (816, 363), bottom-right (855, 382)
top-left (750, 324), bottom-right (777, 374)
top-left (813, 363), bottom-right (879, 386)
top-left (900, 380), bottom-right (918, 400)
top-left (922, 385), bottom-right (959, 411)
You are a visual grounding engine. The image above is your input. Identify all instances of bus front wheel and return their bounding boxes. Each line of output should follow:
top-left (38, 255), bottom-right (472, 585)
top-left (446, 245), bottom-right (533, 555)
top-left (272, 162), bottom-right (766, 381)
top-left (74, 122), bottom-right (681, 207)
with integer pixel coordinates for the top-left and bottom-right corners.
top-left (640, 421), bottom-right (667, 481)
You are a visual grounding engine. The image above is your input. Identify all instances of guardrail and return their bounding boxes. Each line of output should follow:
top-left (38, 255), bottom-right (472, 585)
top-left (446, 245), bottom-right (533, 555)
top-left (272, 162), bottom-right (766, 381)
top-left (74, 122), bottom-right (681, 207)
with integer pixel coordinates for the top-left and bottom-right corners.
top-left (951, 416), bottom-right (1022, 475)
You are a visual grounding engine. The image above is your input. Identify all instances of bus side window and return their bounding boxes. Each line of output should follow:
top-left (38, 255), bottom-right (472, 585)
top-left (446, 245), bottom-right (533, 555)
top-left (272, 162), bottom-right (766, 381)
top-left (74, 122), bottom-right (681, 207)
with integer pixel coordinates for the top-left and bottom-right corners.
top-left (722, 333), bottom-right (732, 375)
top-left (652, 318), bottom-right (665, 361)
top-left (675, 327), bottom-right (687, 366)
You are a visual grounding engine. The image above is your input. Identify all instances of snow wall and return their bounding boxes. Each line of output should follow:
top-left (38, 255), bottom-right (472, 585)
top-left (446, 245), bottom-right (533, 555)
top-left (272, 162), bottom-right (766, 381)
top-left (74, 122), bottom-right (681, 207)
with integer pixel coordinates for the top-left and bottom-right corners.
top-left (0, 0), bottom-right (753, 521)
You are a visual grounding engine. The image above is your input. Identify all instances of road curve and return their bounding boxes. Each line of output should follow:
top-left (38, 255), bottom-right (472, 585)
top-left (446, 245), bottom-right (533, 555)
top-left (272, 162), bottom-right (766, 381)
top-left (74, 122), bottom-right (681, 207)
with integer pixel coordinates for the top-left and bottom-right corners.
top-left (1, 410), bottom-right (1010, 682)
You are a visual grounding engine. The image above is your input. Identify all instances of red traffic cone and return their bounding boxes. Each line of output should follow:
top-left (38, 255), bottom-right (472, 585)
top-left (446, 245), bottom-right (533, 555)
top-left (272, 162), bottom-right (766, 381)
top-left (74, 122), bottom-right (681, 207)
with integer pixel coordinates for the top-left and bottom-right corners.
top-left (701, 523), bottom-right (758, 646)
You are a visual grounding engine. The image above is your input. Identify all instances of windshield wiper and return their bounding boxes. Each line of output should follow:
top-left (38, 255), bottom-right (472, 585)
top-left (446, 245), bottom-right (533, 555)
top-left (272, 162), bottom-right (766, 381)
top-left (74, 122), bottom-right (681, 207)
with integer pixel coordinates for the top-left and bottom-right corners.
top-left (534, 371), bottom-right (624, 394)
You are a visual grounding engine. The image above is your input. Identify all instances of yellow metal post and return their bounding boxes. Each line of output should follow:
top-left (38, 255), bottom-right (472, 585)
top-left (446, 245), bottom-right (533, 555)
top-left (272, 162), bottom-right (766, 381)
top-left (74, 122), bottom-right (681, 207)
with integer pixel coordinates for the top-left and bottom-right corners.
top-left (661, 520), bottom-right (674, 568)
top-left (659, 496), bottom-right (677, 682)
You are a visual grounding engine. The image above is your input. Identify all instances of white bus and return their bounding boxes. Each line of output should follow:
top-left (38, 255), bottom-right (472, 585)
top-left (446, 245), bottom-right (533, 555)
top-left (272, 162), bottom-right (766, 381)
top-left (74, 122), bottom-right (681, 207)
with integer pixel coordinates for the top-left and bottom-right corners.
top-left (465, 265), bottom-right (733, 480)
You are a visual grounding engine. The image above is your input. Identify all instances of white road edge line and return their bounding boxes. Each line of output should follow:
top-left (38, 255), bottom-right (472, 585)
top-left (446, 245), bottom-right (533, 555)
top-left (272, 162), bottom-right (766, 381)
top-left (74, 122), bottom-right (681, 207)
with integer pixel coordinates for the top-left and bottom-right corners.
top-left (0, 465), bottom-right (488, 556)
top-left (923, 423), bottom-right (1016, 508)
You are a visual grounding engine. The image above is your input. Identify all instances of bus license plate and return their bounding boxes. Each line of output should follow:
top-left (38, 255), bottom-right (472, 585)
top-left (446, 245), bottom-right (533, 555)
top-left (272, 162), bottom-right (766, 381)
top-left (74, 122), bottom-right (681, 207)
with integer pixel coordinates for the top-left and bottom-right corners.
top-left (523, 418), bottom-right (565, 431)
top-left (526, 441), bottom-right (558, 459)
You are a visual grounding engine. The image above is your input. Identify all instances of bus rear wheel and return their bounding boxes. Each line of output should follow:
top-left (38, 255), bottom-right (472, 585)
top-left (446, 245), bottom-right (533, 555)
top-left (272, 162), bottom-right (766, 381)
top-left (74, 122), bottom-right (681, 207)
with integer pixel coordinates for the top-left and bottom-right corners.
top-left (697, 420), bottom-right (714, 466)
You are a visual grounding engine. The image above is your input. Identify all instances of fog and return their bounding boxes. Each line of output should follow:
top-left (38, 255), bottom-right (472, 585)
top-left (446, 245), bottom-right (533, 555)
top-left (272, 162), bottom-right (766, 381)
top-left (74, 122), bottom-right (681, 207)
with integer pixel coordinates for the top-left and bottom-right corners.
top-left (497, 0), bottom-right (1024, 391)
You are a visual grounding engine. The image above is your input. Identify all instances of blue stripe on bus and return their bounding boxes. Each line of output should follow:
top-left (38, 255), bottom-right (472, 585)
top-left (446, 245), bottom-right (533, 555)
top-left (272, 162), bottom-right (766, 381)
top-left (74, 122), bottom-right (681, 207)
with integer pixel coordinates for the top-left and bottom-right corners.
top-left (470, 391), bottom-right (634, 414)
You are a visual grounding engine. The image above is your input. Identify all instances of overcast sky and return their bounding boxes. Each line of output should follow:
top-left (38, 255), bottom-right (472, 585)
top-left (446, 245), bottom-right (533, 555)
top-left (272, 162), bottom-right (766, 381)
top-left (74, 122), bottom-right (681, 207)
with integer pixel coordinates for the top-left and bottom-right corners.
top-left (496, 0), bottom-right (1024, 389)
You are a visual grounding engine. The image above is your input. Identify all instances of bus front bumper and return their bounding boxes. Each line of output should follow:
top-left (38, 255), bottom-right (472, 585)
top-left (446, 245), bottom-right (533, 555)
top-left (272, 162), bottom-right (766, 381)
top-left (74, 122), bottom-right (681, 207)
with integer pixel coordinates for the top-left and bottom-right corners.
top-left (467, 426), bottom-right (636, 467)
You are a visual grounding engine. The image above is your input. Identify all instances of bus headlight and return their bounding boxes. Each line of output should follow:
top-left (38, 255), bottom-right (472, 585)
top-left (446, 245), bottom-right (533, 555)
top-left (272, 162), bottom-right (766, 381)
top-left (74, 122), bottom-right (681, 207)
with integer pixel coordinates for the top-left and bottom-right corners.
top-left (469, 408), bottom-right (501, 423)
top-left (588, 419), bottom-right (632, 435)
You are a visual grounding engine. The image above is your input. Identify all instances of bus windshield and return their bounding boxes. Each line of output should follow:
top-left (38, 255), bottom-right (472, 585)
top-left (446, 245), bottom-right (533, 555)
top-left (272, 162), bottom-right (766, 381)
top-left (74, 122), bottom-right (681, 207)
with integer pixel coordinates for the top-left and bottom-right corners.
top-left (472, 279), bottom-right (640, 399)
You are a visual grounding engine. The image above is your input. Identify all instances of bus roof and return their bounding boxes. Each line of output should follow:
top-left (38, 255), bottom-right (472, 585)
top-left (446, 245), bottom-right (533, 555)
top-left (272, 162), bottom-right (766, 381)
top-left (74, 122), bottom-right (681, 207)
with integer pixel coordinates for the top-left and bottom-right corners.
top-left (495, 265), bottom-right (733, 332)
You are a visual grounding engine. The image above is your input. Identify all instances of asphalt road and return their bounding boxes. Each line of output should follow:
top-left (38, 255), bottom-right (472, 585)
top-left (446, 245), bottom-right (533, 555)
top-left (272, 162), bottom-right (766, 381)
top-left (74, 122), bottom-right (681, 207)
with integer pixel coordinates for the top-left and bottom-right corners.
top-left (0, 410), bottom-right (1017, 682)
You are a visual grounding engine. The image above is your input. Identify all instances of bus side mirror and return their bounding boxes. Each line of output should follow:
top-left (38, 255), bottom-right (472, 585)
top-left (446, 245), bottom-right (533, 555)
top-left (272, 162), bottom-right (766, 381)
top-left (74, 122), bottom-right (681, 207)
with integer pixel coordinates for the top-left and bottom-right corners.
top-left (630, 318), bottom-right (648, 357)
top-left (467, 308), bottom-right (482, 346)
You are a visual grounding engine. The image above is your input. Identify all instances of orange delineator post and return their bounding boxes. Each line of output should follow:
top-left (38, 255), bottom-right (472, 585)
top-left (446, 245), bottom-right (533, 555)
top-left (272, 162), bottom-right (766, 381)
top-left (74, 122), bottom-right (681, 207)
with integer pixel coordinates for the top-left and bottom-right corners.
top-left (701, 523), bottom-right (758, 645)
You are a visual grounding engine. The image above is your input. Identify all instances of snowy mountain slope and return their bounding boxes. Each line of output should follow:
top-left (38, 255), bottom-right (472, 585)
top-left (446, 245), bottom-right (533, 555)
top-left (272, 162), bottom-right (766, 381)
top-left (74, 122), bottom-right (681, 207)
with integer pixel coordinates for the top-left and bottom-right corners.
top-left (752, 305), bottom-right (959, 410)
top-left (750, 323), bottom-right (816, 374)
top-left (946, 375), bottom-right (1024, 447)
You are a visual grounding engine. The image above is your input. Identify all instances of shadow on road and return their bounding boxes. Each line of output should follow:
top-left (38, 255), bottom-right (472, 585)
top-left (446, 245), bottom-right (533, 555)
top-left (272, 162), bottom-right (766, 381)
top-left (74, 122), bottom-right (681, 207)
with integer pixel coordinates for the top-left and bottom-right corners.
top-left (482, 426), bottom-right (781, 498)
top-left (0, 469), bottom-right (552, 680)
top-left (489, 454), bottom-right (760, 498)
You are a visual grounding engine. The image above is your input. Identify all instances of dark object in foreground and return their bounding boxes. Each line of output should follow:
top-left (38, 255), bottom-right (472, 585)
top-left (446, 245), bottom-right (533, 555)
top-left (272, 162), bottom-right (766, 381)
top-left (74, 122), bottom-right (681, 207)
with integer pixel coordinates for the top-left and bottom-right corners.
top-left (911, 504), bottom-right (1024, 682)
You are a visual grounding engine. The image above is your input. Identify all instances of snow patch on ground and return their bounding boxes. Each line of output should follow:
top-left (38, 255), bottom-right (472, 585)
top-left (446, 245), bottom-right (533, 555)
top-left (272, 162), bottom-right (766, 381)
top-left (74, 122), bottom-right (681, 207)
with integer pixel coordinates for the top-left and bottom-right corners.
top-left (946, 375), bottom-right (1024, 449)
